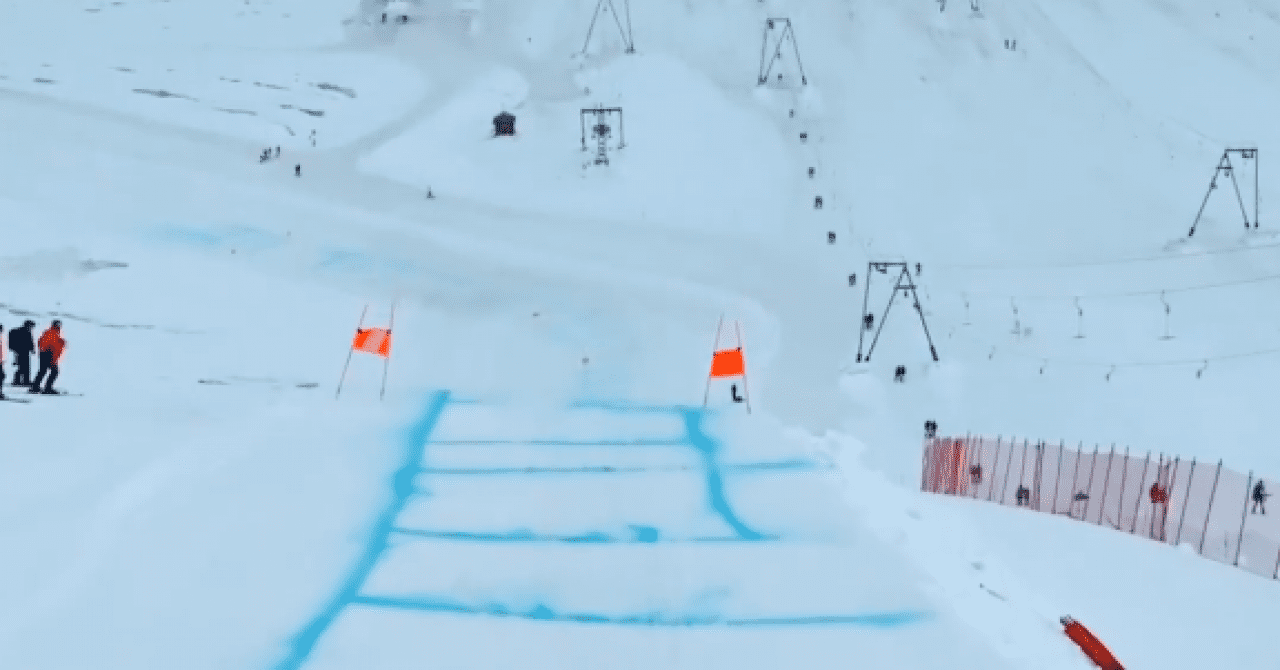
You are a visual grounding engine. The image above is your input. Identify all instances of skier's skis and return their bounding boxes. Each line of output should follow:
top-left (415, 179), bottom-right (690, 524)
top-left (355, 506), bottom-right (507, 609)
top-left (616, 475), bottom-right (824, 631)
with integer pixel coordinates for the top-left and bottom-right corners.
top-left (25, 390), bottom-right (83, 397)
top-left (0, 397), bottom-right (32, 403)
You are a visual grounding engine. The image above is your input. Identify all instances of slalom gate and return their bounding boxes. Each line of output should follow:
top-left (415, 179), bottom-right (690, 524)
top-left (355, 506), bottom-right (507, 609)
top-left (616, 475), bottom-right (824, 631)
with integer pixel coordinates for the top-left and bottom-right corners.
top-left (922, 436), bottom-right (1280, 581)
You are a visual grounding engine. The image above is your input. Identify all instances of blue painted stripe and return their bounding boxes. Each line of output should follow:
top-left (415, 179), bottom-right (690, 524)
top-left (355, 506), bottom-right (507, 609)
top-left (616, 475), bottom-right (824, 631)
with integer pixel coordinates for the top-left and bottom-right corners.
top-left (350, 594), bottom-right (932, 628)
top-left (425, 438), bottom-right (688, 446)
top-left (391, 528), bottom-right (615, 543)
top-left (725, 611), bottom-right (936, 627)
top-left (415, 460), bottom-right (824, 476)
top-left (569, 399), bottom-right (694, 414)
top-left (389, 527), bottom-right (770, 543)
top-left (679, 408), bottom-right (765, 541)
top-left (273, 390), bottom-right (451, 670)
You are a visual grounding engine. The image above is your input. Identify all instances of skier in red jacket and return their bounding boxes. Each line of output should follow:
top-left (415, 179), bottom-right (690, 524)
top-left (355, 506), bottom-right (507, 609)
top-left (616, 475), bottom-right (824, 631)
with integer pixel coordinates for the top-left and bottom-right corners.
top-left (30, 320), bottom-right (65, 394)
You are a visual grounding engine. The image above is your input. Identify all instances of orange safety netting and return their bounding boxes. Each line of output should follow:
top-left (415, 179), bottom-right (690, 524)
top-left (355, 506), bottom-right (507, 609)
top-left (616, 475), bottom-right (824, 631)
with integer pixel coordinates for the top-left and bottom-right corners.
top-left (924, 435), bottom-right (1280, 582)
top-left (353, 327), bottom-right (392, 358)
top-left (709, 348), bottom-right (745, 377)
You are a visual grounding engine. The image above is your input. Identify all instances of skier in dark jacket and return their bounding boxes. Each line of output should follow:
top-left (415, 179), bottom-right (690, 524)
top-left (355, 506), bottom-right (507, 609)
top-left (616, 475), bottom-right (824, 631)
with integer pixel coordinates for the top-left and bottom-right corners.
top-left (8, 319), bottom-right (34, 387)
top-left (1253, 480), bottom-right (1269, 515)
top-left (30, 320), bottom-right (65, 394)
top-left (1015, 485), bottom-right (1030, 506)
top-left (0, 324), bottom-right (6, 400)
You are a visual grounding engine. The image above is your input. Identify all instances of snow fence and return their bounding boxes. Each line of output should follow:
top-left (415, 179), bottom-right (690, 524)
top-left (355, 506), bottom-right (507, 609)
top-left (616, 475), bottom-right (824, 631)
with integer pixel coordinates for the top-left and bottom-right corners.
top-left (922, 436), bottom-right (1280, 580)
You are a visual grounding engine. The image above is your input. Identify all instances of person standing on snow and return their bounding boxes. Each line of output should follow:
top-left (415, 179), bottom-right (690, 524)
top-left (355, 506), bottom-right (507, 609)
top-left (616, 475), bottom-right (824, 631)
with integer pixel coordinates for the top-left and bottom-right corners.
top-left (30, 320), bottom-right (65, 394)
top-left (8, 319), bottom-right (34, 387)
top-left (1253, 480), bottom-right (1269, 515)
top-left (0, 324), bottom-right (6, 400)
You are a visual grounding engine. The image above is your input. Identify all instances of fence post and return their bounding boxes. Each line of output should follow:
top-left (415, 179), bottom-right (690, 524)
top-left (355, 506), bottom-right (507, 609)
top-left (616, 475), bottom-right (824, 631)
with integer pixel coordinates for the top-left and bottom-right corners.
top-left (1234, 471), bottom-right (1253, 566)
top-left (1174, 458), bottom-right (1197, 546)
top-left (1068, 441), bottom-right (1085, 518)
top-left (1082, 445), bottom-right (1100, 522)
top-left (987, 437), bottom-right (1003, 502)
top-left (1016, 439), bottom-right (1030, 508)
top-left (1052, 440), bottom-right (1065, 515)
top-left (1097, 444), bottom-right (1116, 525)
top-left (1157, 453), bottom-right (1167, 538)
top-left (942, 438), bottom-right (956, 495)
top-left (1033, 441), bottom-right (1045, 510)
top-left (1167, 456), bottom-right (1182, 545)
top-left (1197, 460), bottom-right (1224, 556)
top-left (1273, 547), bottom-right (1280, 580)
top-left (1130, 451), bottom-right (1151, 533)
top-left (970, 435), bottom-right (982, 499)
top-left (1000, 436), bottom-right (1017, 505)
top-left (921, 437), bottom-right (930, 492)
top-left (1116, 446), bottom-right (1130, 531)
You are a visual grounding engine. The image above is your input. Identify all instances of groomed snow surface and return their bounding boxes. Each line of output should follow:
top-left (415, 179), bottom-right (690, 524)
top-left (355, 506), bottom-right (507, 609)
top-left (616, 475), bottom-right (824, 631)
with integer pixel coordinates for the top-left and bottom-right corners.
top-left (2, 0), bottom-right (1277, 668)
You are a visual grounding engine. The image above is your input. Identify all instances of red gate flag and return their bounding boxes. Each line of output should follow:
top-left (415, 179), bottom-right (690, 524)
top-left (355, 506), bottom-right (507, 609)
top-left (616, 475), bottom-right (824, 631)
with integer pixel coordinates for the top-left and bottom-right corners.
top-left (709, 348), bottom-right (745, 377)
top-left (353, 327), bottom-right (392, 358)
top-left (337, 303), bottom-right (396, 401)
top-left (702, 315), bottom-right (752, 413)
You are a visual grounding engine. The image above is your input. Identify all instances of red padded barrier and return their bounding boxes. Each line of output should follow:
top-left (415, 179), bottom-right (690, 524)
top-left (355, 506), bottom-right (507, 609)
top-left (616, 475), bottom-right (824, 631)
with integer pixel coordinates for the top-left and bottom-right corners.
top-left (1061, 616), bottom-right (1124, 670)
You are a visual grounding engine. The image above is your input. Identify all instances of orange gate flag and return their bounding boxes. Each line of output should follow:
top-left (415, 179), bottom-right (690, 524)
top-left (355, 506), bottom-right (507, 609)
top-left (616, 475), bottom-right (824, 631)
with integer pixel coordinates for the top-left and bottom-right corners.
top-left (709, 348), bottom-right (745, 377)
top-left (353, 327), bottom-right (392, 358)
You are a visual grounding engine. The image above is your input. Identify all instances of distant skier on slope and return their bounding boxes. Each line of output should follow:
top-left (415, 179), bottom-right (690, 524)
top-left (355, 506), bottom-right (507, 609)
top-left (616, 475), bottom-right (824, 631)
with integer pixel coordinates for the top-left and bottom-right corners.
top-left (0, 324), bottom-right (6, 400)
top-left (30, 320), bottom-right (65, 395)
top-left (1016, 485), bottom-right (1030, 506)
top-left (1253, 480), bottom-right (1269, 515)
top-left (8, 320), bottom-right (34, 387)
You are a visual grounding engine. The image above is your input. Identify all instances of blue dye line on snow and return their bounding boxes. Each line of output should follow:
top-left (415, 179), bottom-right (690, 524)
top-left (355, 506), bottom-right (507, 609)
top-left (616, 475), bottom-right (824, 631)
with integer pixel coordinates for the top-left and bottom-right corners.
top-left (424, 438), bottom-right (688, 446)
top-left (570, 399), bottom-right (690, 414)
top-left (415, 460), bottom-right (823, 476)
top-left (390, 526), bottom-right (770, 544)
top-left (725, 611), bottom-right (935, 627)
top-left (726, 459), bottom-right (826, 472)
top-left (679, 408), bottom-right (765, 541)
top-left (273, 390), bottom-right (452, 670)
top-left (314, 249), bottom-right (464, 285)
top-left (152, 223), bottom-right (284, 250)
top-left (392, 527), bottom-right (616, 543)
top-left (351, 594), bottom-right (932, 628)
top-left (274, 394), bottom-right (818, 668)
top-left (565, 400), bottom-right (769, 540)
top-left (419, 465), bottom-right (680, 475)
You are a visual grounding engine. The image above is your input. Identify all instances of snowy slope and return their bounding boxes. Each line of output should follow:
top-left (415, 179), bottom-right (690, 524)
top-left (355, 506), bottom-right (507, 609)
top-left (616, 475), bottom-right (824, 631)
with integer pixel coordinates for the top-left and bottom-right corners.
top-left (3, 0), bottom-right (1279, 668)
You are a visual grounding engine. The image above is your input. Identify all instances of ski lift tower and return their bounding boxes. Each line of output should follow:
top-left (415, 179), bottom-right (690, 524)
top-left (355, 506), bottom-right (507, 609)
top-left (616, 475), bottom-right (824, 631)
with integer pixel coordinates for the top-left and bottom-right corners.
top-left (856, 261), bottom-right (939, 363)
top-left (580, 0), bottom-right (635, 56)
top-left (581, 106), bottom-right (625, 166)
top-left (1188, 147), bottom-right (1259, 237)
top-left (757, 18), bottom-right (808, 86)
